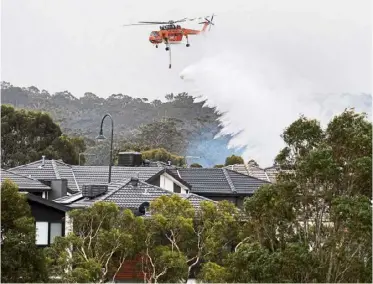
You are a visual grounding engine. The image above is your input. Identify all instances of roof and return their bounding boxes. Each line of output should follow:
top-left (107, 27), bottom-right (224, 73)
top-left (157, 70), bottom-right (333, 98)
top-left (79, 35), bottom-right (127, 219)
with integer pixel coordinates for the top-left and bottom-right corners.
top-left (146, 168), bottom-right (192, 189)
top-left (26, 193), bottom-right (71, 212)
top-left (224, 163), bottom-right (279, 182)
top-left (8, 159), bottom-right (163, 192)
top-left (71, 165), bottom-right (163, 189)
top-left (65, 179), bottom-right (213, 212)
top-left (8, 159), bottom-right (80, 192)
top-left (169, 168), bottom-right (269, 195)
top-left (1, 169), bottom-right (51, 191)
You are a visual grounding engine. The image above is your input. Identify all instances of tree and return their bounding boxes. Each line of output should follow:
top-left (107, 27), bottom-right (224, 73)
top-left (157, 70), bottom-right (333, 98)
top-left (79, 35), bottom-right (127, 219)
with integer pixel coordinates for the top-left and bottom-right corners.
top-left (190, 163), bottom-right (203, 168)
top-left (132, 118), bottom-right (187, 154)
top-left (1, 179), bottom-right (49, 282)
top-left (224, 155), bottom-right (244, 166)
top-left (1, 105), bottom-right (86, 168)
top-left (46, 202), bottom-right (144, 283)
top-left (141, 196), bottom-right (240, 283)
top-left (197, 109), bottom-right (372, 283)
top-left (141, 148), bottom-right (185, 166)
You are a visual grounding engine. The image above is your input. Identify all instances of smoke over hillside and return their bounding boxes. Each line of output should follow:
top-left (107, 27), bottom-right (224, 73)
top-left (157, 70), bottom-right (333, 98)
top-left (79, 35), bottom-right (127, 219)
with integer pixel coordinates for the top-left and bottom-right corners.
top-left (179, 10), bottom-right (371, 167)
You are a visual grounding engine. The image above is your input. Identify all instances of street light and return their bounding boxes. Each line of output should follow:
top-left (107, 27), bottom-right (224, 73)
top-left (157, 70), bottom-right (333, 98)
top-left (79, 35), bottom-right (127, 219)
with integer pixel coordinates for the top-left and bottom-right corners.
top-left (96, 113), bottom-right (114, 183)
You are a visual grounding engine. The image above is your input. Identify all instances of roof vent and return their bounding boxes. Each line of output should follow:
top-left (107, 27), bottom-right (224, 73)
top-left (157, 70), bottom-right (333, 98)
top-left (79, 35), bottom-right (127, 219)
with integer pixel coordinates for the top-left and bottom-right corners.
top-left (142, 159), bottom-right (150, 166)
top-left (167, 160), bottom-right (172, 166)
top-left (38, 155), bottom-right (46, 169)
top-left (130, 177), bottom-right (139, 187)
top-left (118, 152), bottom-right (142, 167)
top-left (82, 184), bottom-right (108, 199)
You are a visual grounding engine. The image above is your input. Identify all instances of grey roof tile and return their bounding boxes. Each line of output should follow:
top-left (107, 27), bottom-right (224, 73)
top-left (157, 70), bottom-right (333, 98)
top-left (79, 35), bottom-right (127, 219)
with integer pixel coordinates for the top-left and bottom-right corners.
top-left (171, 168), bottom-right (231, 194)
top-left (1, 169), bottom-right (51, 191)
top-left (68, 179), bottom-right (212, 212)
top-left (8, 159), bottom-right (80, 192)
top-left (226, 169), bottom-right (270, 194)
top-left (9, 160), bottom-right (58, 180)
top-left (71, 166), bottom-right (163, 189)
top-left (171, 168), bottom-right (268, 195)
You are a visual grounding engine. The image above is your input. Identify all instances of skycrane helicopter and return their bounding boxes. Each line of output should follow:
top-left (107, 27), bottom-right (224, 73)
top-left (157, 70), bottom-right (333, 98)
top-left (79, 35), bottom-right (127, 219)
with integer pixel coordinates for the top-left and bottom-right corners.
top-left (123, 14), bottom-right (215, 68)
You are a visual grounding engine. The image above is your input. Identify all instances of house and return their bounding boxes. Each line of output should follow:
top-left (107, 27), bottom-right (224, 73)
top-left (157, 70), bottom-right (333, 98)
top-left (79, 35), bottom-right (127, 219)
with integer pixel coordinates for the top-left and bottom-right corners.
top-left (53, 176), bottom-right (213, 283)
top-left (168, 168), bottom-right (270, 207)
top-left (0, 172), bottom-right (71, 247)
top-left (25, 193), bottom-right (71, 247)
top-left (7, 153), bottom-right (270, 208)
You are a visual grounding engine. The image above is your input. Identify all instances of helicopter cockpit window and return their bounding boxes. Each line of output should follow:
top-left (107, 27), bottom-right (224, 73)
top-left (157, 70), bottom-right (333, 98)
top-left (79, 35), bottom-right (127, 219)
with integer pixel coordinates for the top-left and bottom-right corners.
top-left (151, 31), bottom-right (159, 36)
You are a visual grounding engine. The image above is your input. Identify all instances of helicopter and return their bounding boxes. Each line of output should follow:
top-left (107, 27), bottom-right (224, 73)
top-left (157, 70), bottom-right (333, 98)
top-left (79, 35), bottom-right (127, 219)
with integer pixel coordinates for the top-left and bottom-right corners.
top-left (123, 14), bottom-right (215, 68)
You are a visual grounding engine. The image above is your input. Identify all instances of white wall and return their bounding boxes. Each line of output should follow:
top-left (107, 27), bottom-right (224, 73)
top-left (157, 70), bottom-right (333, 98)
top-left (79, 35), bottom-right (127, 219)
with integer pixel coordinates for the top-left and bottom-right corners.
top-left (159, 173), bottom-right (188, 194)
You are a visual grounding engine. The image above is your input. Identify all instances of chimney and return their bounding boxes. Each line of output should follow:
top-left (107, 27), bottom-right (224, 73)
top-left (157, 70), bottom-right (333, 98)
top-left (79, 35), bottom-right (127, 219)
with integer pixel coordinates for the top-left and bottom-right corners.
top-left (49, 179), bottom-right (68, 200)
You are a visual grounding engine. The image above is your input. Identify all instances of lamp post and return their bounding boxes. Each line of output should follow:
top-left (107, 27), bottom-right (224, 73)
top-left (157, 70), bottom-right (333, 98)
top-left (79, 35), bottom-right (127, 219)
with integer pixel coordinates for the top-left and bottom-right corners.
top-left (96, 113), bottom-right (114, 183)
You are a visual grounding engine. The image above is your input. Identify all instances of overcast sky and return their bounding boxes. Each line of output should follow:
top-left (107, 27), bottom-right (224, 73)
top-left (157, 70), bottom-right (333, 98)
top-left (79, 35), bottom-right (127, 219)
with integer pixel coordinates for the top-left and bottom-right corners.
top-left (1, 0), bottom-right (371, 99)
top-left (2, 0), bottom-right (371, 166)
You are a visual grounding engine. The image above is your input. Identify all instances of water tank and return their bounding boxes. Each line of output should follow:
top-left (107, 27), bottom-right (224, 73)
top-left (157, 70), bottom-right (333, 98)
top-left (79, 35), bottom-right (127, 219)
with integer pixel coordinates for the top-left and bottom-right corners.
top-left (118, 151), bottom-right (142, 167)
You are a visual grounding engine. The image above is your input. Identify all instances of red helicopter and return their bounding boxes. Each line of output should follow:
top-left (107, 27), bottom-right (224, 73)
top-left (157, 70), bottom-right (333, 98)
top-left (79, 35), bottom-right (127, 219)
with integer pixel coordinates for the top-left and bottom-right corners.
top-left (123, 14), bottom-right (215, 68)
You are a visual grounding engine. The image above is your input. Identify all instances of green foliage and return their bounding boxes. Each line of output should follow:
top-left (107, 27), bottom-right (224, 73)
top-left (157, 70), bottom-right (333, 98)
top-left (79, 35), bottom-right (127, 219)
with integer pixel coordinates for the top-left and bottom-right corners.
top-left (133, 118), bottom-right (187, 154)
top-left (213, 164), bottom-right (224, 168)
top-left (190, 163), bottom-right (203, 168)
top-left (197, 262), bottom-right (229, 283)
top-left (46, 202), bottom-right (144, 283)
top-left (141, 148), bottom-right (185, 166)
top-left (224, 155), bottom-right (244, 166)
top-left (1, 179), bottom-right (49, 282)
top-left (1, 104), bottom-right (86, 168)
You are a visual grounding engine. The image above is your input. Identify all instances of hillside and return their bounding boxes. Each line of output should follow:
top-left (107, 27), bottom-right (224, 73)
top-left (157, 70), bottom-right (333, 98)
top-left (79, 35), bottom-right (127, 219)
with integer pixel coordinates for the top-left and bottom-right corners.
top-left (1, 82), bottom-right (244, 166)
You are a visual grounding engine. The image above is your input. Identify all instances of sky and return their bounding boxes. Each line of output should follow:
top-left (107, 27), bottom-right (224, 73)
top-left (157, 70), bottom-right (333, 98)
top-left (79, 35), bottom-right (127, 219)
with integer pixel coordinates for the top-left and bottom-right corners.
top-left (1, 0), bottom-right (371, 166)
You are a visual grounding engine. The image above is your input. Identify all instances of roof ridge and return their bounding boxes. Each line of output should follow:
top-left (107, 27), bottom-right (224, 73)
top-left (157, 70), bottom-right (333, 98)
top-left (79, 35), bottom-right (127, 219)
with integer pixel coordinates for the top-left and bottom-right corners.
top-left (222, 168), bottom-right (237, 193)
top-left (1, 168), bottom-right (46, 183)
top-left (263, 170), bottom-right (270, 182)
top-left (225, 168), bottom-right (271, 183)
top-left (51, 160), bottom-right (61, 179)
top-left (8, 160), bottom-right (41, 171)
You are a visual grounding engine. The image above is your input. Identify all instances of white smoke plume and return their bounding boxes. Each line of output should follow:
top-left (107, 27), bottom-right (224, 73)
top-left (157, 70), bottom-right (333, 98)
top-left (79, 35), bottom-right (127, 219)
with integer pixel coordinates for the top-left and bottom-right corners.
top-left (179, 10), bottom-right (371, 167)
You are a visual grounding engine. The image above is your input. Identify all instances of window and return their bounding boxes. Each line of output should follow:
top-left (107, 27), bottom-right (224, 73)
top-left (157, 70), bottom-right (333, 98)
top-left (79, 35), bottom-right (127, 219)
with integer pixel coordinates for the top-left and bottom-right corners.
top-left (50, 223), bottom-right (62, 244)
top-left (173, 183), bottom-right (181, 193)
top-left (35, 222), bottom-right (63, 245)
top-left (36, 222), bottom-right (48, 245)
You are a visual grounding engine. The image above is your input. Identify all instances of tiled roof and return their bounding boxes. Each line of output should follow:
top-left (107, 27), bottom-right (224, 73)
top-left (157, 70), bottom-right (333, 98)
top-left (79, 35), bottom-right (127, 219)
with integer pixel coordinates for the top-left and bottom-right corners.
top-left (224, 163), bottom-right (295, 183)
top-left (1, 169), bottom-right (51, 191)
top-left (71, 166), bottom-right (163, 189)
top-left (170, 168), bottom-right (269, 195)
top-left (66, 179), bottom-right (213, 212)
top-left (8, 159), bottom-right (162, 192)
top-left (8, 159), bottom-right (79, 192)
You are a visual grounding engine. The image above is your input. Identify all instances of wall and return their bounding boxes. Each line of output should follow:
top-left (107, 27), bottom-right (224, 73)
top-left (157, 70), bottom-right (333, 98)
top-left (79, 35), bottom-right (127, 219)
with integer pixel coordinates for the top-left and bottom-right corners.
top-left (159, 173), bottom-right (188, 194)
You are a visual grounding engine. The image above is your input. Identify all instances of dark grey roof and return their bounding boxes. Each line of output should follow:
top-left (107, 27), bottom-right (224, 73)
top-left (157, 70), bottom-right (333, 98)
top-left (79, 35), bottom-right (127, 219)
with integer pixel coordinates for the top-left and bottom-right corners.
top-left (71, 165), bottom-right (163, 189)
top-left (170, 168), bottom-right (269, 195)
top-left (8, 159), bottom-right (163, 192)
top-left (66, 179), bottom-right (213, 212)
top-left (1, 169), bottom-right (51, 191)
top-left (26, 193), bottom-right (71, 212)
top-left (8, 159), bottom-right (79, 192)
top-left (146, 168), bottom-right (192, 189)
